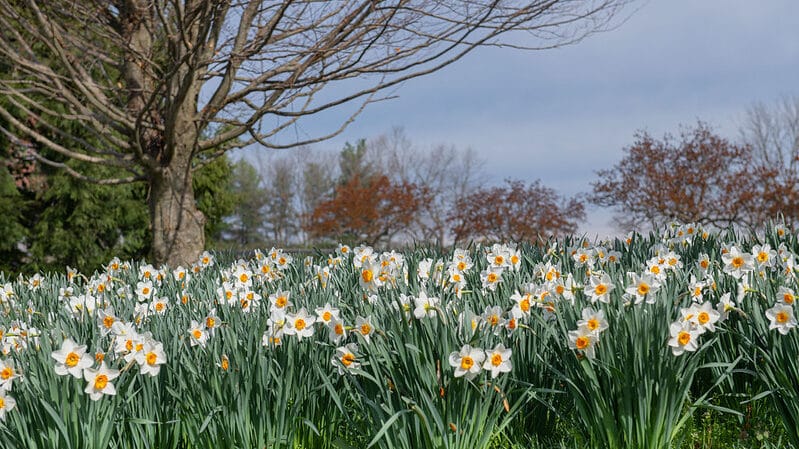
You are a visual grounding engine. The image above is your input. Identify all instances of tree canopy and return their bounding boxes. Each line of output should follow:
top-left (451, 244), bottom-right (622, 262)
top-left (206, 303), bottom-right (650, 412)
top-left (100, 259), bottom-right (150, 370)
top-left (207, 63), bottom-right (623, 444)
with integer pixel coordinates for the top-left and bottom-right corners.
top-left (589, 122), bottom-right (778, 230)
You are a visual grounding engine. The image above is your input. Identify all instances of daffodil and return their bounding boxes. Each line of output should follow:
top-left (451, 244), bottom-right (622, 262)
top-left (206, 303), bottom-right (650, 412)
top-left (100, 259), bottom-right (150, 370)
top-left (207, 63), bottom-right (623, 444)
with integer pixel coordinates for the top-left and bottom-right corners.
top-left (684, 301), bottom-right (720, 333)
top-left (96, 307), bottom-right (118, 336)
top-left (482, 343), bottom-right (512, 378)
top-left (238, 289), bottom-right (261, 313)
top-left (355, 316), bottom-right (375, 344)
top-left (197, 251), bottom-right (215, 269)
top-left (68, 294), bottom-right (98, 317)
top-left (577, 307), bottom-right (608, 335)
top-left (269, 290), bottom-right (293, 312)
top-left (752, 244), bottom-right (777, 269)
top-left (668, 321), bottom-right (700, 356)
top-left (205, 309), bottom-right (221, 336)
top-left (332, 343), bottom-right (360, 375)
top-left (134, 340), bottom-right (166, 376)
top-left (135, 281), bottom-right (155, 302)
top-left (624, 272), bottom-right (659, 305)
top-left (51, 338), bottom-right (94, 378)
top-left (480, 267), bottom-right (503, 292)
top-left (486, 244), bottom-right (511, 269)
top-left (0, 358), bottom-right (19, 391)
top-left (138, 264), bottom-right (156, 282)
top-left (187, 320), bottom-right (209, 348)
top-left (716, 292), bottom-right (736, 321)
top-left (568, 328), bottom-right (598, 359)
top-left (572, 247), bottom-right (595, 268)
top-left (149, 297), bottom-right (169, 315)
top-left (481, 305), bottom-right (505, 332)
top-left (352, 245), bottom-right (374, 268)
top-left (83, 362), bottom-right (120, 401)
top-left (0, 390), bottom-right (15, 420)
top-left (315, 303), bottom-right (340, 325)
top-left (112, 322), bottom-right (140, 356)
top-left (586, 273), bottom-right (615, 304)
top-left (359, 259), bottom-right (383, 292)
top-left (271, 248), bottom-right (293, 270)
top-left (232, 266), bottom-right (253, 288)
top-left (218, 281), bottom-right (238, 305)
top-left (172, 266), bottom-right (190, 285)
top-left (284, 308), bottom-right (316, 341)
top-left (413, 291), bottom-right (439, 319)
top-left (765, 303), bottom-right (797, 335)
top-left (695, 253), bottom-right (711, 274)
top-left (448, 344), bottom-right (485, 380)
top-left (122, 331), bottom-right (153, 364)
top-left (328, 317), bottom-right (347, 344)
top-left (777, 286), bottom-right (796, 306)
top-left (0, 283), bottom-right (14, 305)
top-left (510, 289), bottom-right (533, 319)
top-left (721, 246), bottom-right (754, 279)
top-left (27, 273), bottom-right (43, 291)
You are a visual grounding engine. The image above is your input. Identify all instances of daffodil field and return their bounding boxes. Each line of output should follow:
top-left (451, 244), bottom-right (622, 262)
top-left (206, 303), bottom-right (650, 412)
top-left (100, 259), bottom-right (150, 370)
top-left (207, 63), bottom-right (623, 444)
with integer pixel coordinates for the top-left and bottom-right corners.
top-left (0, 223), bottom-right (798, 448)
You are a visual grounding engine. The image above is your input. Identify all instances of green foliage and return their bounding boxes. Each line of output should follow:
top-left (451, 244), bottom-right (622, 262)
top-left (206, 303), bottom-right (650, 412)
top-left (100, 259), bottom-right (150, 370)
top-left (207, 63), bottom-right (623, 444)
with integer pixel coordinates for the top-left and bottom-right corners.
top-left (338, 139), bottom-right (373, 185)
top-left (0, 167), bottom-right (27, 273)
top-left (194, 156), bottom-right (238, 249)
top-left (27, 165), bottom-right (150, 274)
top-left (221, 158), bottom-right (269, 249)
top-left (0, 154), bottom-right (237, 275)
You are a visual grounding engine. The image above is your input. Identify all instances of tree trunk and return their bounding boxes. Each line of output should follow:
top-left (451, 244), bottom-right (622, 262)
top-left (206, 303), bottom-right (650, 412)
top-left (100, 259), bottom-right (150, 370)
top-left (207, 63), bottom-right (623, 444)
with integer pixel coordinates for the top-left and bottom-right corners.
top-left (150, 140), bottom-right (205, 268)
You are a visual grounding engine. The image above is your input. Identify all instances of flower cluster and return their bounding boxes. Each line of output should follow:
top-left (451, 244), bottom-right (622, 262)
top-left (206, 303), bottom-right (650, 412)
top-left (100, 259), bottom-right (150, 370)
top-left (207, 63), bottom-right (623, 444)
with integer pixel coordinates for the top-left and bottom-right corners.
top-left (448, 343), bottom-right (512, 380)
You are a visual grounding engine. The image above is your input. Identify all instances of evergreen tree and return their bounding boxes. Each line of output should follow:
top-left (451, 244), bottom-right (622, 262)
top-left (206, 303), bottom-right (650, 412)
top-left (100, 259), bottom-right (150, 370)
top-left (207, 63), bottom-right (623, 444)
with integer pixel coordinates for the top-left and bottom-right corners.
top-left (224, 159), bottom-right (269, 249)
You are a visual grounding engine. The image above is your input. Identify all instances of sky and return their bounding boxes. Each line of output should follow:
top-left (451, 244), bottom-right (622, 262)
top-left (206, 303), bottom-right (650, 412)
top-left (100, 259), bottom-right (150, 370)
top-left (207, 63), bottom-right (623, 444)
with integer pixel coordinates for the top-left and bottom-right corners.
top-left (240, 0), bottom-right (799, 239)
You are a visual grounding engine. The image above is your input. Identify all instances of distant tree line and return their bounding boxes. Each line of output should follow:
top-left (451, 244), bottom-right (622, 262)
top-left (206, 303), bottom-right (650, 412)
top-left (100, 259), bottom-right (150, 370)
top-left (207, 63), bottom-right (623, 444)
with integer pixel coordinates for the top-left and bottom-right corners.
top-left (222, 127), bottom-right (583, 250)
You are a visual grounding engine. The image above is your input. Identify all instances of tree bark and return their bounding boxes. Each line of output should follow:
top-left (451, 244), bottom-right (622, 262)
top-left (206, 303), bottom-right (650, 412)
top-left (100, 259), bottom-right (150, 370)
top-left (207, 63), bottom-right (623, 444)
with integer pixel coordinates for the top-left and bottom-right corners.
top-left (150, 144), bottom-right (205, 268)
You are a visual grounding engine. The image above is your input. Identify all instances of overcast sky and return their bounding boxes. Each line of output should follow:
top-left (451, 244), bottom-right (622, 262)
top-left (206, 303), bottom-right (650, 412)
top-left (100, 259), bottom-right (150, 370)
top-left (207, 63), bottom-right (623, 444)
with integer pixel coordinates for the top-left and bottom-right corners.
top-left (241, 0), bottom-right (799, 238)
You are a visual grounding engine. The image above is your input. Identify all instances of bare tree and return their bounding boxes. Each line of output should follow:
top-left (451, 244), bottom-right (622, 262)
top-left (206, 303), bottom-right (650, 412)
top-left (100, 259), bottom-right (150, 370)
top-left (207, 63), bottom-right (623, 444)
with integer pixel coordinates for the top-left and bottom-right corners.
top-left (0, 0), bottom-right (630, 266)
top-left (370, 128), bottom-right (485, 243)
top-left (741, 96), bottom-right (799, 226)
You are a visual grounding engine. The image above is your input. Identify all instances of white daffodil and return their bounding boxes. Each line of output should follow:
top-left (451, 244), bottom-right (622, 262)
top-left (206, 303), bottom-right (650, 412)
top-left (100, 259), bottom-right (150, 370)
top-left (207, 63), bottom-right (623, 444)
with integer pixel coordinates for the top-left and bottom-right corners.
top-left (315, 303), bottom-right (340, 325)
top-left (765, 303), bottom-right (797, 335)
top-left (51, 338), bottom-right (94, 379)
top-left (134, 340), bottom-right (167, 377)
top-left (83, 362), bottom-right (120, 401)
top-left (482, 343), bottom-right (512, 378)
top-left (355, 316), bottom-right (375, 344)
top-left (413, 291), bottom-right (440, 319)
top-left (668, 321), bottom-right (701, 356)
top-left (187, 320), bottom-right (209, 348)
top-left (284, 308), bottom-right (316, 341)
top-left (0, 358), bottom-right (19, 391)
top-left (328, 317), bottom-right (347, 344)
top-left (332, 343), bottom-right (360, 375)
top-left (0, 390), bottom-right (16, 420)
top-left (577, 307), bottom-right (609, 336)
top-left (448, 344), bottom-right (485, 380)
top-left (568, 328), bottom-right (598, 359)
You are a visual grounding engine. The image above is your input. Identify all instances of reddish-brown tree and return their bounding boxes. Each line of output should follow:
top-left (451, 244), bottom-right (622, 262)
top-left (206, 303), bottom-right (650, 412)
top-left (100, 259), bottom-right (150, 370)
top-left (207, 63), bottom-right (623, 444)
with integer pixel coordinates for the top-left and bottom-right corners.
top-left (448, 179), bottom-right (585, 243)
top-left (306, 175), bottom-right (428, 246)
top-left (589, 122), bottom-right (777, 230)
